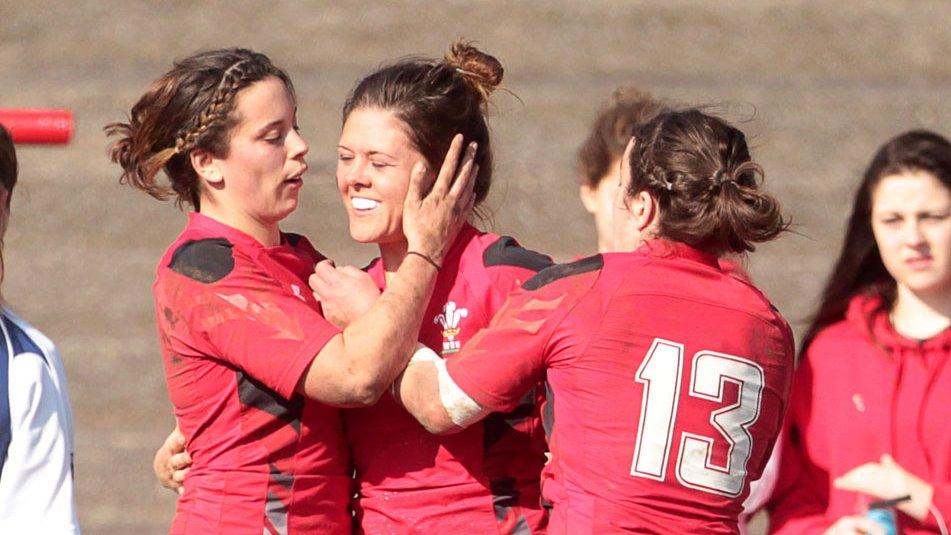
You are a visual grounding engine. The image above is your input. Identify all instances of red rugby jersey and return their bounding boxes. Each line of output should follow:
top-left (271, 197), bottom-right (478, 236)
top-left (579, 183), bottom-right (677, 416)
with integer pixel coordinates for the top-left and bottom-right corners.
top-left (344, 224), bottom-right (551, 534)
top-left (448, 241), bottom-right (794, 534)
top-left (153, 213), bottom-right (350, 534)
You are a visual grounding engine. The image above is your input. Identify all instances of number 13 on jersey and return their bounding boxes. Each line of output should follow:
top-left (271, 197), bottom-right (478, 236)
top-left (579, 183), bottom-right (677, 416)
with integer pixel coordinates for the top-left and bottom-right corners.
top-left (630, 338), bottom-right (764, 497)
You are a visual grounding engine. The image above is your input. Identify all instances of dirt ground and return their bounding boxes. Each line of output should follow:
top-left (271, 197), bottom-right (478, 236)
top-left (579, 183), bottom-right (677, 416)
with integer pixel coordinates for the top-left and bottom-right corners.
top-left (2, 1), bottom-right (949, 532)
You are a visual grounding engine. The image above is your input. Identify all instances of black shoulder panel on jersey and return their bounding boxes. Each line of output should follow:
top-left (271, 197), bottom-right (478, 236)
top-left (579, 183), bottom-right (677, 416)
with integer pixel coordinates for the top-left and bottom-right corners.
top-left (522, 254), bottom-right (603, 291)
top-left (169, 238), bottom-right (235, 283)
top-left (483, 236), bottom-right (553, 273)
top-left (283, 232), bottom-right (302, 247)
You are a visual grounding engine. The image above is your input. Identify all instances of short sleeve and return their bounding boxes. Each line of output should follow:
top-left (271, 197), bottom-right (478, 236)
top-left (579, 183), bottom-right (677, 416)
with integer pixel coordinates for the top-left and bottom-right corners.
top-left (447, 286), bottom-right (571, 412)
top-left (157, 251), bottom-right (340, 401)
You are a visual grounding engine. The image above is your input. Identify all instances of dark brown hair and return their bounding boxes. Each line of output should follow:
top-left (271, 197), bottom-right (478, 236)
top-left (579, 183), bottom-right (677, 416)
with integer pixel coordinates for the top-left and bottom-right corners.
top-left (578, 86), bottom-right (667, 187)
top-left (801, 130), bottom-right (951, 356)
top-left (627, 109), bottom-right (788, 255)
top-left (0, 125), bottom-right (15, 207)
top-left (342, 39), bottom-right (503, 212)
top-left (0, 125), bottom-right (17, 283)
top-left (105, 48), bottom-right (293, 210)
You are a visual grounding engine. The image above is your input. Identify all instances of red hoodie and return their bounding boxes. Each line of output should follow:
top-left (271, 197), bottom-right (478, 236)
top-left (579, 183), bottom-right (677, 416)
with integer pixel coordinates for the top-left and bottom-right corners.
top-left (768, 293), bottom-right (951, 534)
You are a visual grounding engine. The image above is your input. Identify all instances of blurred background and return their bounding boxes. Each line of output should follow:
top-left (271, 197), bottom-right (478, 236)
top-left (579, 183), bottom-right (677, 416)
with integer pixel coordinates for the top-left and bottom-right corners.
top-left (2, 1), bottom-right (950, 532)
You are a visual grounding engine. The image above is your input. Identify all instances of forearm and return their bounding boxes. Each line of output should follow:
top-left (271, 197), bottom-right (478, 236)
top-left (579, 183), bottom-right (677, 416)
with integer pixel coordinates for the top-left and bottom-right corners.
top-left (302, 254), bottom-right (438, 405)
top-left (344, 254), bottom-right (436, 380)
top-left (393, 350), bottom-right (488, 434)
top-left (394, 362), bottom-right (458, 434)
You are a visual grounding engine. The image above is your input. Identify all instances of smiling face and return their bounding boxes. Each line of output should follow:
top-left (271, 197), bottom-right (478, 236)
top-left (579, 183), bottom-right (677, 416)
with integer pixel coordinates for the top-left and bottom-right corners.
top-left (203, 76), bottom-right (308, 226)
top-left (336, 107), bottom-right (428, 245)
top-left (871, 170), bottom-right (951, 296)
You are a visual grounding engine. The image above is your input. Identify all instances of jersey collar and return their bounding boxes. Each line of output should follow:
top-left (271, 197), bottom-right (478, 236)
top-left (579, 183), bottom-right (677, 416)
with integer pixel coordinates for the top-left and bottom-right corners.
top-left (187, 212), bottom-right (296, 251)
top-left (635, 239), bottom-right (721, 269)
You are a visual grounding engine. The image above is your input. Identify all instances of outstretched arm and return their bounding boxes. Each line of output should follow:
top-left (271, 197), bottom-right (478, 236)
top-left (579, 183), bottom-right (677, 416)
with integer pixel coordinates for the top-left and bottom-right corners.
top-left (394, 279), bottom-right (566, 433)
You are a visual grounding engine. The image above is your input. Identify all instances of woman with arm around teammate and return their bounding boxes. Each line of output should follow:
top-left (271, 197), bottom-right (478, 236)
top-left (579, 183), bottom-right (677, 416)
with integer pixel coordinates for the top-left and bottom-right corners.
top-left (150, 42), bottom-right (550, 533)
top-left (767, 131), bottom-right (951, 535)
top-left (107, 48), bottom-right (473, 534)
top-left (394, 109), bottom-right (794, 533)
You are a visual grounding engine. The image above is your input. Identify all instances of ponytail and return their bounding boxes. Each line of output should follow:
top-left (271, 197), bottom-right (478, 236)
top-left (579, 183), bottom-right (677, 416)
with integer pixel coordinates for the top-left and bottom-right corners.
top-left (628, 109), bottom-right (788, 254)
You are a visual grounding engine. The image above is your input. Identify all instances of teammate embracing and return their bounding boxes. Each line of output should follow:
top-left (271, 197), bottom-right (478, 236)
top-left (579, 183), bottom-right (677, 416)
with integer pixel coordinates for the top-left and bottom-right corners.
top-left (152, 42), bottom-right (551, 534)
top-left (394, 109), bottom-right (795, 533)
top-left (111, 48), bottom-right (474, 534)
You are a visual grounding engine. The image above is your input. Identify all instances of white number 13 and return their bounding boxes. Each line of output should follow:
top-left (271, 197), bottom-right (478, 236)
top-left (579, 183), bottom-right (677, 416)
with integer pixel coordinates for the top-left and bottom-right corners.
top-left (630, 338), bottom-right (764, 497)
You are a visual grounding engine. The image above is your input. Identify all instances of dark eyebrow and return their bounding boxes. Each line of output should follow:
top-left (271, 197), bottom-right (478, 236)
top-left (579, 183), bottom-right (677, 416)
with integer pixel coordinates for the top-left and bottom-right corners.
top-left (336, 145), bottom-right (394, 159)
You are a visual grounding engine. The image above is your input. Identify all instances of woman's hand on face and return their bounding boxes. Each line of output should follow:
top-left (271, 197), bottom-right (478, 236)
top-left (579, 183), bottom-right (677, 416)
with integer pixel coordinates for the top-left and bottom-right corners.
top-left (823, 515), bottom-right (886, 535)
top-left (153, 426), bottom-right (191, 496)
top-left (402, 133), bottom-right (478, 265)
top-left (309, 259), bottom-right (381, 329)
top-left (834, 454), bottom-right (934, 521)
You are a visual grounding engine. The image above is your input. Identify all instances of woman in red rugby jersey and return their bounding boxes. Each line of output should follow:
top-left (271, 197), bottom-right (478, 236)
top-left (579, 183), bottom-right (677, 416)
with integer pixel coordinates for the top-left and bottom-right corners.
top-left (316, 40), bottom-right (551, 534)
top-left (394, 109), bottom-right (795, 534)
top-left (767, 131), bottom-right (951, 535)
top-left (108, 47), bottom-right (474, 534)
top-left (576, 90), bottom-right (768, 534)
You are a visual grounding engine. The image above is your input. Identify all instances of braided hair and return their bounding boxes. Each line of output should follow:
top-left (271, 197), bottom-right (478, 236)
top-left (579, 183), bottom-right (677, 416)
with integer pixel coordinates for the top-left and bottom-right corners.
top-left (626, 109), bottom-right (788, 255)
top-left (106, 48), bottom-right (293, 209)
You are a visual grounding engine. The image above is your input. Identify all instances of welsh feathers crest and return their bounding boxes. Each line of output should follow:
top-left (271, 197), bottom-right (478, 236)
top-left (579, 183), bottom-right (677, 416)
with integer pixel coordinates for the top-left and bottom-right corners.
top-left (434, 301), bottom-right (468, 354)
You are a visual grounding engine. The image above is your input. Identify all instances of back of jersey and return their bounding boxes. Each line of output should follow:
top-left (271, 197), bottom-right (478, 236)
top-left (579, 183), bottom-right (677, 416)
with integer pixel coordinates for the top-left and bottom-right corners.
top-left (544, 247), bottom-right (793, 534)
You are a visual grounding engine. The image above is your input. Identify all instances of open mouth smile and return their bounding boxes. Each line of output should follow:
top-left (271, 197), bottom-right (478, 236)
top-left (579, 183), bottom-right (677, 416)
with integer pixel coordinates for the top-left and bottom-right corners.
top-left (351, 197), bottom-right (380, 211)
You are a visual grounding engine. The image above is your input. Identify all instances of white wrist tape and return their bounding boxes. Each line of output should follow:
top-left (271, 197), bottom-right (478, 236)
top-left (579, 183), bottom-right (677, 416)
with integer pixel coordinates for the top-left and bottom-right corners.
top-left (409, 344), bottom-right (485, 428)
top-left (409, 342), bottom-right (440, 364)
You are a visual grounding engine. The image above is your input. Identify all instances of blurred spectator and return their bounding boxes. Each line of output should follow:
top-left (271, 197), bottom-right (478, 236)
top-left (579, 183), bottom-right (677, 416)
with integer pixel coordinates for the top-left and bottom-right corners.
top-left (768, 131), bottom-right (951, 535)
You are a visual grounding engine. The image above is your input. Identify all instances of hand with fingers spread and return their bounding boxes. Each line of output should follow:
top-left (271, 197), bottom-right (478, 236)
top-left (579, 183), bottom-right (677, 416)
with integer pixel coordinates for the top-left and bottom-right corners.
top-left (834, 454), bottom-right (934, 522)
top-left (309, 259), bottom-right (381, 329)
top-left (153, 425), bottom-right (192, 496)
top-left (402, 133), bottom-right (478, 268)
top-left (823, 515), bottom-right (887, 535)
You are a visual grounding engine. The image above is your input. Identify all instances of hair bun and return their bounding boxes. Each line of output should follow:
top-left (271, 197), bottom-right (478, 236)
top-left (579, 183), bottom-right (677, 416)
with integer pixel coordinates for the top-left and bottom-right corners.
top-left (610, 85), bottom-right (653, 106)
top-left (445, 39), bottom-right (504, 100)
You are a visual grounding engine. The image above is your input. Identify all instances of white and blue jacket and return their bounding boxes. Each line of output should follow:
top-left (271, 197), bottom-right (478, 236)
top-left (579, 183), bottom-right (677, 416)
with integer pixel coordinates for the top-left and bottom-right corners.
top-left (0, 307), bottom-right (79, 533)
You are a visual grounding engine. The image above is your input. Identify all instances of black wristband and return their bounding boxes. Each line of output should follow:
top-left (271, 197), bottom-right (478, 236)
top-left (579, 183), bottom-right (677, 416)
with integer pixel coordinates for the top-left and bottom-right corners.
top-left (406, 251), bottom-right (441, 271)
